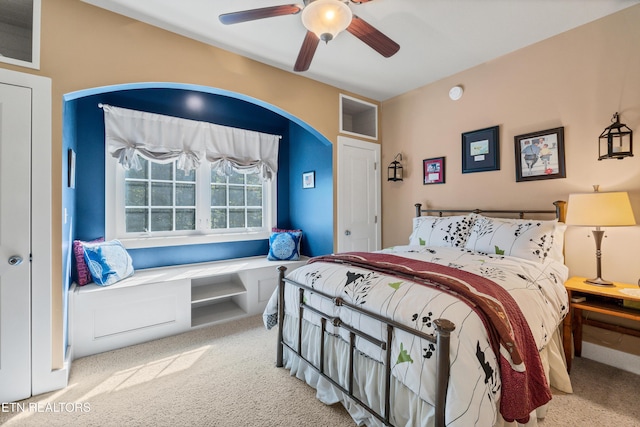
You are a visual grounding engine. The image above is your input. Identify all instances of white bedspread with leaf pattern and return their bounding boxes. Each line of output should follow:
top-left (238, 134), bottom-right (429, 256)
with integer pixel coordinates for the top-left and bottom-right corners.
top-left (264, 245), bottom-right (570, 426)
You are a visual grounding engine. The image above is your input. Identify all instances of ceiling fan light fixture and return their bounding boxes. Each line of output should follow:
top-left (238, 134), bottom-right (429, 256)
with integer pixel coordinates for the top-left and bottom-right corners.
top-left (302, 0), bottom-right (352, 43)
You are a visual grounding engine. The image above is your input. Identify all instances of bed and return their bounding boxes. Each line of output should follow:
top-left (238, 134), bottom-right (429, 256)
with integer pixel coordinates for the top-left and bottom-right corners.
top-left (263, 202), bottom-right (573, 427)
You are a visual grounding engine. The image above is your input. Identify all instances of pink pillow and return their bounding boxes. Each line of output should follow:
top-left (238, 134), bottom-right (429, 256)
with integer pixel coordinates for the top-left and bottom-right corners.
top-left (73, 237), bottom-right (104, 286)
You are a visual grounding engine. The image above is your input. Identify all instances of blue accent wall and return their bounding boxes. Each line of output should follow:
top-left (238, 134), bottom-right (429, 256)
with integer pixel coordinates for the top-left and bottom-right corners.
top-left (287, 122), bottom-right (333, 256)
top-left (62, 83), bottom-right (333, 275)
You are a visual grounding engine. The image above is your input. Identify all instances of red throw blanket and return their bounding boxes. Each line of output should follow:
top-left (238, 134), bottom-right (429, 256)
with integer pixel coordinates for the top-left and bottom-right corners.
top-left (309, 252), bottom-right (551, 424)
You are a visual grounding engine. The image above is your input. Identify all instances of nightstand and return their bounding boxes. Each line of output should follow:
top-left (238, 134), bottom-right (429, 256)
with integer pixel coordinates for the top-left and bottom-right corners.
top-left (563, 276), bottom-right (640, 372)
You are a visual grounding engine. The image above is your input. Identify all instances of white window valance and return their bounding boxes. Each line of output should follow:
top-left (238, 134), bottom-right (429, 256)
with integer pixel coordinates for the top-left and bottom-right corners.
top-left (101, 104), bottom-right (281, 180)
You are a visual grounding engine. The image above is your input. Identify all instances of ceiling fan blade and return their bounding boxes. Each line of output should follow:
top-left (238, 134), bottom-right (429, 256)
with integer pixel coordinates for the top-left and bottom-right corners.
top-left (219, 5), bottom-right (302, 25)
top-left (294, 31), bottom-right (320, 72)
top-left (346, 15), bottom-right (400, 58)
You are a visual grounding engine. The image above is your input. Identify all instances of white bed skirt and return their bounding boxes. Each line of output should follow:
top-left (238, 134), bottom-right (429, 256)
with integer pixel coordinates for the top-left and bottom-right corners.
top-left (281, 314), bottom-right (572, 427)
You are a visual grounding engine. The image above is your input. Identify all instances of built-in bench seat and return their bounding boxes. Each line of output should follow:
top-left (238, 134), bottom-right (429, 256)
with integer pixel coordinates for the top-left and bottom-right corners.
top-left (70, 256), bottom-right (307, 359)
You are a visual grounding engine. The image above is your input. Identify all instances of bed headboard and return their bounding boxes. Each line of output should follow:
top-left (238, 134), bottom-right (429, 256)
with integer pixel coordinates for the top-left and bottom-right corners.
top-left (414, 200), bottom-right (567, 223)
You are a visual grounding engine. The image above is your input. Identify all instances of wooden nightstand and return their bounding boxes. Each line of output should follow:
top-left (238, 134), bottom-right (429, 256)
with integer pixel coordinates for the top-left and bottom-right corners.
top-left (563, 276), bottom-right (640, 372)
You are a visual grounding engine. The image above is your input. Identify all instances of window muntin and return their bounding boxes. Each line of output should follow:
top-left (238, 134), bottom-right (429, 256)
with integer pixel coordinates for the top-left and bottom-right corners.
top-left (211, 170), bottom-right (263, 230)
top-left (111, 155), bottom-right (273, 246)
top-left (124, 158), bottom-right (197, 233)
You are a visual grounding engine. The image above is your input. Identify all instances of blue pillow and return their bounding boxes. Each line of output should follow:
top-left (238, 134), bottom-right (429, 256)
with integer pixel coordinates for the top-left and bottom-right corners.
top-left (83, 239), bottom-right (134, 286)
top-left (267, 230), bottom-right (302, 261)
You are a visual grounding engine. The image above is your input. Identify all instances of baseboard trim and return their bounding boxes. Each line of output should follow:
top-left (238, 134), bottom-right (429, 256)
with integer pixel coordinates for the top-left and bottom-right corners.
top-left (31, 347), bottom-right (71, 397)
top-left (581, 342), bottom-right (640, 376)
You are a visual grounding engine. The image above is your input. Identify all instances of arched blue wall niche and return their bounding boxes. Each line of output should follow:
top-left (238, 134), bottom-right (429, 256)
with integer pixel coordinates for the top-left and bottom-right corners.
top-left (62, 82), bottom-right (334, 272)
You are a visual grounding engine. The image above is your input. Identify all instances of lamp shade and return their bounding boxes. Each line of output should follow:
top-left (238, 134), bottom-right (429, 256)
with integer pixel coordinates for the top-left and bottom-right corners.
top-left (301, 0), bottom-right (352, 42)
top-left (565, 191), bottom-right (636, 227)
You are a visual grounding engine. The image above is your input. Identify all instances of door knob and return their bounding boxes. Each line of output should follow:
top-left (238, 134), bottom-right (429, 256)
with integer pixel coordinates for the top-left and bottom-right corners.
top-left (344, 230), bottom-right (351, 236)
top-left (8, 255), bottom-right (23, 266)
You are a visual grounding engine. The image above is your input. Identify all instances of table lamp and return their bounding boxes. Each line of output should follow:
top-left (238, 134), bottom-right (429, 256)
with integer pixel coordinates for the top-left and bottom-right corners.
top-left (565, 186), bottom-right (636, 286)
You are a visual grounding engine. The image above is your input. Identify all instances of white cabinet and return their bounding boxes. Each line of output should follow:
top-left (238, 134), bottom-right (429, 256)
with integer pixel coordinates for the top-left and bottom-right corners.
top-left (71, 278), bottom-right (191, 359)
top-left (70, 257), bottom-right (306, 358)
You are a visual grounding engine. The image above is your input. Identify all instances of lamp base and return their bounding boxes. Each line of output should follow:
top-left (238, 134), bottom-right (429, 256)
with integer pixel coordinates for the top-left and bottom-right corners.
top-left (584, 277), bottom-right (614, 286)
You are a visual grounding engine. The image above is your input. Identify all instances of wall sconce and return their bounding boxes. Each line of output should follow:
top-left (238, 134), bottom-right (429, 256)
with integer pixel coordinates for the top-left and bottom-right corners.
top-left (387, 153), bottom-right (403, 181)
top-left (598, 112), bottom-right (633, 160)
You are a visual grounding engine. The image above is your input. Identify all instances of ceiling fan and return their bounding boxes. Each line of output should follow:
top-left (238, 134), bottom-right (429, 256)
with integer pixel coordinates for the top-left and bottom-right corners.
top-left (219, 0), bottom-right (400, 72)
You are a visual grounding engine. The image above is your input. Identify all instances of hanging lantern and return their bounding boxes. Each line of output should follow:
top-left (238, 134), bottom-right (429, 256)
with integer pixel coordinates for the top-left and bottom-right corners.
top-left (598, 112), bottom-right (633, 160)
top-left (387, 153), bottom-right (403, 182)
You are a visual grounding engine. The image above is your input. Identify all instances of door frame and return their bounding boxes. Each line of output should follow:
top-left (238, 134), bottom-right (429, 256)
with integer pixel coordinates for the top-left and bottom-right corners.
top-left (336, 136), bottom-right (381, 253)
top-left (0, 67), bottom-right (67, 396)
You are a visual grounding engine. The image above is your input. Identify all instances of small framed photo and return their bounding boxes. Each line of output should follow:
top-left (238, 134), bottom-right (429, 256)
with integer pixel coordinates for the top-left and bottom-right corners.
top-left (423, 157), bottom-right (445, 185)
top-left (462, 125), bottom-right (500, 173)
top-left (67, 148), bottom-right (76, 188)
top-left (514, 127), bottom-right (566, 182)
top-left (302, 171), bottom-right (315, 189)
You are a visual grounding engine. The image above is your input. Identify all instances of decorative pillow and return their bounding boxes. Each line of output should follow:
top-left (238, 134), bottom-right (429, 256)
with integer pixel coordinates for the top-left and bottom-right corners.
top-left (267, 230), bottom-right (302, 261)
top-left (464, 215), bottom-right (564, 263)
top-left (82, 239), bottom-right (134, 286)
top-left (73, 237), bottom-right (104, 286)
top-left (550, 222), bottom-right (567, 263)
top-left (409, 214), bottom-right (477, 248)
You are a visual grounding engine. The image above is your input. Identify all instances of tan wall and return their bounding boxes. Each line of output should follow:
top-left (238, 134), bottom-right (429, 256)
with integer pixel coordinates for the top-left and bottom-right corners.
top-left (0, 0), bottom-right (379, 369)
top-left (381, 4), bottom-right (640, 356)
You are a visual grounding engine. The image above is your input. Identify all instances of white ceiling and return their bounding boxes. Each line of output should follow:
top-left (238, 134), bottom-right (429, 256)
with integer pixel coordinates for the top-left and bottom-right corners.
top-left (82, 0), bottom-right (639, 101)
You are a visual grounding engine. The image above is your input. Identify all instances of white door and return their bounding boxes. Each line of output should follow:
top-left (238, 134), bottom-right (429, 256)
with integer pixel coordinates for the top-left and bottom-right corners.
top-left (0, 82), bottom-right (32, 402)
top-left (337, 136), bottom-right (381, 252)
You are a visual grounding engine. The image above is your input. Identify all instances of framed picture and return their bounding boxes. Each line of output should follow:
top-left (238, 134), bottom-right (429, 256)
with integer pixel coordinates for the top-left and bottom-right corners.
top-left (514, 127), bottom-right (566, 182)
top-left (302, 171), bottom-right (315, 189)
top-left (461, 125), bottom-right (500, 173)
top-left (67, 149), bottom-right (76, 188)
top-left (423, 157), bottom-right (445, 185)
top-left (0, 0), bottom-right (41, 69)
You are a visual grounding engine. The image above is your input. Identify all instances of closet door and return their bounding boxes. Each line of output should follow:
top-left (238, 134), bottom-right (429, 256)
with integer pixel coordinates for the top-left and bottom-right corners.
top-left (337, 136), bottom-right (381, 252)
top-left (0, 82), bottom-right (32, 402)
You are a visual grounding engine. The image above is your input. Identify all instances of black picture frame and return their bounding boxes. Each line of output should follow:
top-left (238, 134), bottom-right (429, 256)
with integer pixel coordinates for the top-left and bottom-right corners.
top-left (514, 127), bottom-right (566, 182)
top-left (461, 125), bottom-right (500, 173)
top-left (423, 157), bottom-right (445, 185)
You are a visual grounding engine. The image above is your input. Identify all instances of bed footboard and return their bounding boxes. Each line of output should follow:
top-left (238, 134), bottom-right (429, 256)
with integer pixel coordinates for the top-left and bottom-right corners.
top-left (276, 266), bottom-right (455, 427)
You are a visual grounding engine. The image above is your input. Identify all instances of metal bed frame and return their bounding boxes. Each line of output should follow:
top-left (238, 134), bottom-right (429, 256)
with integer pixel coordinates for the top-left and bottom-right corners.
top-left (275, 201), bottom-right (566, 427)
top-left (276, 266), bottom-right (455, 427)
top-left (415, 200), bottom-right (567, 222)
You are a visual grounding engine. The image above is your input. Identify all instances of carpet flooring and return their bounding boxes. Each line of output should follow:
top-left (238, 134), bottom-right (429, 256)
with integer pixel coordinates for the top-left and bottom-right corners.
top-left (1, 315), bottom-right (638, 426)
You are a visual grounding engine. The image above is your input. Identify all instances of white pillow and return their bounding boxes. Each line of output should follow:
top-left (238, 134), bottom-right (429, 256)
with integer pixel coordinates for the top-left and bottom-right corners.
top-left (464, 215), bottom-right (565, 263)
top-left (409, 214), bottom-right (477, 248)
top-left (550, 222), bottom-right (567, 263)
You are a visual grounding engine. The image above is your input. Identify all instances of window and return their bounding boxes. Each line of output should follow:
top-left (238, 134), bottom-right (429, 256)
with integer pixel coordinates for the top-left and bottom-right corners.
top-left (125, 158), bottom-right (197, 233)
top-left (101, 105), bottom-right (280, 248)
top-left (107, 156), bottom-right (275, 248)
top-left (211, 169), bottom-right (264, 230)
